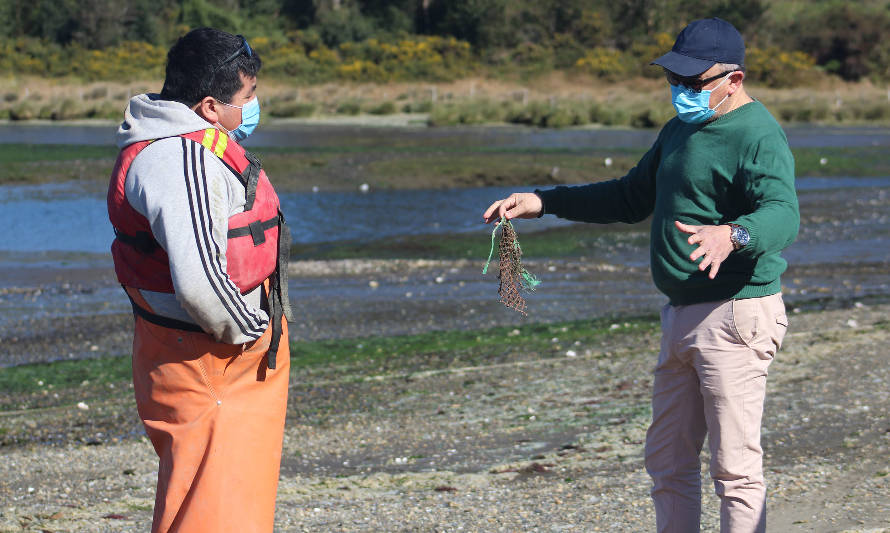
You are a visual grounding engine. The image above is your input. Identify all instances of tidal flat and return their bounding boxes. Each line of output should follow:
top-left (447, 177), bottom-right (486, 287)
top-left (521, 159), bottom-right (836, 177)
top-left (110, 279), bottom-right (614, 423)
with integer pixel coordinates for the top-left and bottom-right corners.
top-left (0, 301), bottom-right (888, 531)
top-left (2, 138), bottom-right (890, 189)
top-left (0, 122), bottom-right (889, 531)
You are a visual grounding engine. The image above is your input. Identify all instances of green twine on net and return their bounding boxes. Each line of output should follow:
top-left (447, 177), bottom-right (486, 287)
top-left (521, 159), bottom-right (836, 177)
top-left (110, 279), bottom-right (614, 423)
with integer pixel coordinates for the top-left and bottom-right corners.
top-left (481, 219), bottom-right (500, 275)
top-left (519, 267), bottom-right (541, 291)
top-left (482, 216), bottom-right (541, 292)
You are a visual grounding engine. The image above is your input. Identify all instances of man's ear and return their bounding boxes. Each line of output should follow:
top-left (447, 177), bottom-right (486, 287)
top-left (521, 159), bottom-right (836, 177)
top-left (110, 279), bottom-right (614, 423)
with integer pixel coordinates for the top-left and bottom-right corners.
top-left (192, 96), bottom-right (220, 124)
top-left (727, 70), bottom-right (745, 95)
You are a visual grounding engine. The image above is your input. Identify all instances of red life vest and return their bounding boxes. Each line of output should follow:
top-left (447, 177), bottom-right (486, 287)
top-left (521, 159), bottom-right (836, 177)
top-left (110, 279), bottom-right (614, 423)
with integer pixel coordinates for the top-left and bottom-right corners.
top-left (107, 128), bottom-right (281, 295)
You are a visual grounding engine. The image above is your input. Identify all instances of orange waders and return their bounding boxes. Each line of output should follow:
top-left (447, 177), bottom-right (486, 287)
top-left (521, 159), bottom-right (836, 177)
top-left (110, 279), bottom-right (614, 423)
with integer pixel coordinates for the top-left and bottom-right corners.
top-left (130, 289), bottom-right (289, 533)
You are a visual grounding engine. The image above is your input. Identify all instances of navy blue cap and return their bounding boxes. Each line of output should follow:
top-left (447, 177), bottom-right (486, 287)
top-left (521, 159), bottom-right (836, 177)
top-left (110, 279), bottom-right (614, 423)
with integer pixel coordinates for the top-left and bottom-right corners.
top-left (651, 17), bottom-right (745, 76)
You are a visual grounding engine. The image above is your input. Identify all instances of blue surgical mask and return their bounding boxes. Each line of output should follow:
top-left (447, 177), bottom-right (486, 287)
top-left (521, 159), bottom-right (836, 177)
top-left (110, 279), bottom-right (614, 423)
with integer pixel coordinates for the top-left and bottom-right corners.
top-left (217, 96), bottom-right (261, 141)
top-left (670, 74), bottom-right (732, 124)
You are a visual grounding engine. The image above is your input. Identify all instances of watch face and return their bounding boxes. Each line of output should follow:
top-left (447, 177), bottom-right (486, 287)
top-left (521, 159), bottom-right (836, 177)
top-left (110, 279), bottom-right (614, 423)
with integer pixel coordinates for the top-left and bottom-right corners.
top-left (734, 226), bottom-right (750, 246)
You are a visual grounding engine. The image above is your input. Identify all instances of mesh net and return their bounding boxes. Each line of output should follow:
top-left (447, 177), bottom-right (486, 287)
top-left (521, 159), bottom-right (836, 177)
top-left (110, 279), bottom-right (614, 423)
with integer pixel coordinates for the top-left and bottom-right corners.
top-left (482, 216), bottom-right (541, 315)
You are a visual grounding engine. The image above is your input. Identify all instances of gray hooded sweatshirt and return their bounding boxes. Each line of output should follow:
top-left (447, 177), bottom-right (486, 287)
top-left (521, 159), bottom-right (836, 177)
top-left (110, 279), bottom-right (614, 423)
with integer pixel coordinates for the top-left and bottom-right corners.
top-left (116, 93), bottom-right (269, 344)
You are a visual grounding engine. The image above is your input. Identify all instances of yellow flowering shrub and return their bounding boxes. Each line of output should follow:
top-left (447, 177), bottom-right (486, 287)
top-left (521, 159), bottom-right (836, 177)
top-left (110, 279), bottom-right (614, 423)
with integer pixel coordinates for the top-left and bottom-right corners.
top-left (337, 60), bottom-right (386, 82)
top-left (0, 32), bottom-right (820, 89)
top-left (628, 32), bottom-right (674, 77)
top-left (746, 46), bottom-right (818, 87)
top-left (73, 42), bottom-right (166, 81)
top-left (575, 47), bottom-right (632, 79)
top-left (334, 36), bottom-right (473, 81)
top-left (249, 36), bottom-right (272, 56)
top-left (263, 44), bottom-right (312, 77)
top-left (307, 46), bottom-right (340, 67)
top-left (0, 38), bottom-right (164, 81)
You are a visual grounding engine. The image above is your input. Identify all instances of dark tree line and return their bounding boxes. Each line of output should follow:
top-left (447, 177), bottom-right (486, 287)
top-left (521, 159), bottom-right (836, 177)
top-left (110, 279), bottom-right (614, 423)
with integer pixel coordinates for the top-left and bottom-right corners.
top-left (0, 0), bottom-right (888, 81)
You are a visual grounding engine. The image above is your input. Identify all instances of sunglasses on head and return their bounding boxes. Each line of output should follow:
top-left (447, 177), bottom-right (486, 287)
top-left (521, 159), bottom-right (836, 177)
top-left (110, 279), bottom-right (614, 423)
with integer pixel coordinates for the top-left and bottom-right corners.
top-left (665, 70), bottom-right (737, 92)
top-left (203, 35), bottom-right (253, 99)
top-left (209, 35), bottom-right (253, 78)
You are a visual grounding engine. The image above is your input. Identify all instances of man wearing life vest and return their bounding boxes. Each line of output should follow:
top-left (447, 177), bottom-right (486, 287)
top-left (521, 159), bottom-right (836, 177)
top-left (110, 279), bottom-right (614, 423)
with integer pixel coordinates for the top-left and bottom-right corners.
top-left (107, 27), bottom-right (292, 533)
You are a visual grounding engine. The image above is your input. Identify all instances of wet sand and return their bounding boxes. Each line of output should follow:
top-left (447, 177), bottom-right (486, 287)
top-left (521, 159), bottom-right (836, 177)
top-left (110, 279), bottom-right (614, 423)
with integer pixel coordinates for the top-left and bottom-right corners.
top-left (2, 252), bottom-right (889, 369)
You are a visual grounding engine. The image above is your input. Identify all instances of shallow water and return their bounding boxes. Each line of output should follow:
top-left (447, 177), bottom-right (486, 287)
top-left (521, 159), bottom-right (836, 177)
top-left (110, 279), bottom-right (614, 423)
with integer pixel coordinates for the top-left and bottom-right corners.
top-left (0, 183), bottom-right (573, 254)
top-left (0, 176), bottom-right (886, 255)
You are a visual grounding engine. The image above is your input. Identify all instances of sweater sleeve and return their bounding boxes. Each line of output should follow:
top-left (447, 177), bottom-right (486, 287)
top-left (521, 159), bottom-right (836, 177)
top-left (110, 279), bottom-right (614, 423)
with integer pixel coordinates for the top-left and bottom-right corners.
top-left (731, 134), bottom-right (800, 258)
top-left (536, 140), bottom-right (660, 224)
top-left (126, 137), bottom-right (269, 343)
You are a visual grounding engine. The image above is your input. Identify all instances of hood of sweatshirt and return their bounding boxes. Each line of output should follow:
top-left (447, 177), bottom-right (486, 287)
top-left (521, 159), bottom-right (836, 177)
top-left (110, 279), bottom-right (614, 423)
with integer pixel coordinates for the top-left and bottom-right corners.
top-left (116, 93), bottom-right (214, 149)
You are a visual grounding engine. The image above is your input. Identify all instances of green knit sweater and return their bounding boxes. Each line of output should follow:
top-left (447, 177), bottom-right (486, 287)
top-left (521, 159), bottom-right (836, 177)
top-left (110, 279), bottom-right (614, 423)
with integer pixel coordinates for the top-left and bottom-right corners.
top-left (537, 101), bottom-right (799, 305)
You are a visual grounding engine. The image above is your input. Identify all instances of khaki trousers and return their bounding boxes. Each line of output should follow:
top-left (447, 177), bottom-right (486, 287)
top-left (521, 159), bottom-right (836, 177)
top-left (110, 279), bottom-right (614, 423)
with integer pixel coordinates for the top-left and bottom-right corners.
top-left (132, 310), bottom-right (290, 533)
top-left (644, 293), bottom-right (788, 533)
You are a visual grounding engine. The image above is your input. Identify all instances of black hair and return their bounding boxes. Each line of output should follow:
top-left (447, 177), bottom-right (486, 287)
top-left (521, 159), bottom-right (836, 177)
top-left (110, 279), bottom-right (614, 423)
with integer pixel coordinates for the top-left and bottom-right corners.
top-left (160, 27), bottom-right (262, 107)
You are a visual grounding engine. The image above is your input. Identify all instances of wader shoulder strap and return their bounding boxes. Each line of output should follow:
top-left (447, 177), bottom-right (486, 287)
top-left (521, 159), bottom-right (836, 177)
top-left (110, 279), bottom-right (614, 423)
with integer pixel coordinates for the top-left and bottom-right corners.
top-left (263, 212), bottom-right (293, 370)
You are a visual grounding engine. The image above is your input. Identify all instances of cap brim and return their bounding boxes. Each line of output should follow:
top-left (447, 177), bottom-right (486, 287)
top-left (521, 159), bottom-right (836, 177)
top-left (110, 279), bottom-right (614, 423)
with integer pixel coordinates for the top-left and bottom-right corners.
top-left (650, 51), bottom-right (714, 77)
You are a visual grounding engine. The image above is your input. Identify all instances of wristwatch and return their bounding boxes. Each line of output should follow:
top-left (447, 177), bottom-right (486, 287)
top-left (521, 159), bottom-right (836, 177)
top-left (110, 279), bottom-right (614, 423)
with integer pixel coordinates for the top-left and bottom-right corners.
top-left (729, 224), bottom-right (750, 250)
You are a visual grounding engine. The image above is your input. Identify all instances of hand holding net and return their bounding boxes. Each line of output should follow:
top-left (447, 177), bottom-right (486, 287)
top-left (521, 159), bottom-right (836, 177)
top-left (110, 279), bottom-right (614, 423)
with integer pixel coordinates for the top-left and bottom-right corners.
top-left (482, 216), bottom-right (541, 315)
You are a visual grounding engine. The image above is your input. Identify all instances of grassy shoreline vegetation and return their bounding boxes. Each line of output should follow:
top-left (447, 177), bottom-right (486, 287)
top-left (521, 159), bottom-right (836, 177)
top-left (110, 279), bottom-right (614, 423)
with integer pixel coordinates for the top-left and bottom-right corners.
top-left (2, 75), bottom-right (890, 128)
top-left (2, 1), bottom-right (890, 129)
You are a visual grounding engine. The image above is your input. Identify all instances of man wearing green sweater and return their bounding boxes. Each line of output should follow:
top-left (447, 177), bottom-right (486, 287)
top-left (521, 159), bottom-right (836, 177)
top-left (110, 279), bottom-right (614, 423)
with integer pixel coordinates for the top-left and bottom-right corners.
top-left (483, 18), bottom-right (798, 533)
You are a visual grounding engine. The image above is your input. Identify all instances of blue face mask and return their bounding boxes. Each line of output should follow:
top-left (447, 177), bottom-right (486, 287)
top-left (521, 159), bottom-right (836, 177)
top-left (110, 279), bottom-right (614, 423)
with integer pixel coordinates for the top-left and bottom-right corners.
top-left (670, 74), bottom-right (731, 124)
top-left (218, 96), bottom-right (260, 142)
